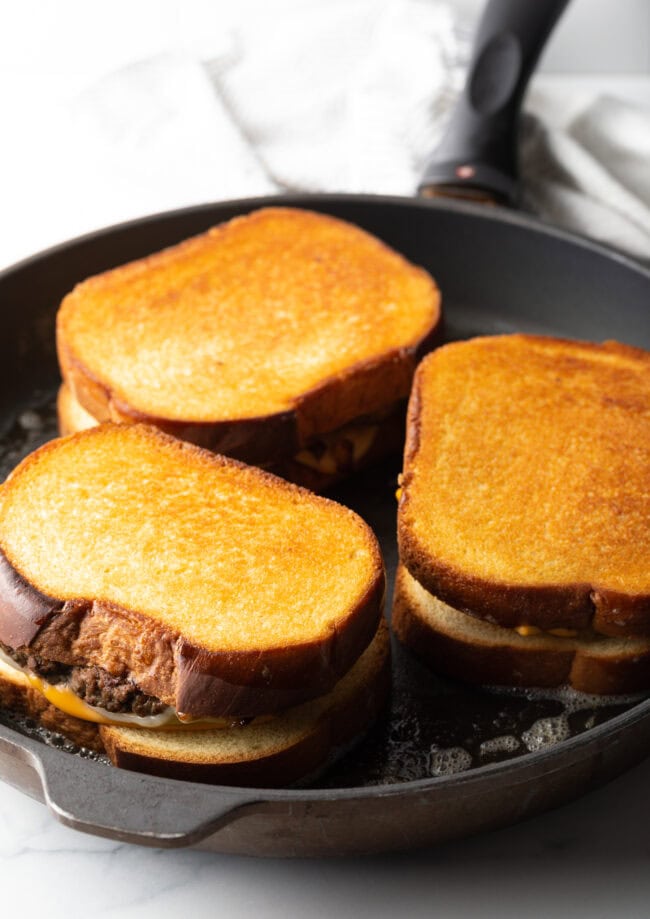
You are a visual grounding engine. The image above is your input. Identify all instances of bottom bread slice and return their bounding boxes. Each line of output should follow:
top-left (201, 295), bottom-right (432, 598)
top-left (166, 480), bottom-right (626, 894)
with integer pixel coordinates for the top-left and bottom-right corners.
top-left (0, 620), bottom-right (390, 786)
top-left (393, 566), bottom-right (650, 695)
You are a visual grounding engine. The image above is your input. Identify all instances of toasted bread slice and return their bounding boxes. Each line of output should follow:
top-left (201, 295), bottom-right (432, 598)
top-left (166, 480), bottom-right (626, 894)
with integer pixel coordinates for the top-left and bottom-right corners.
top-left (57, 382), bottom-right (407, 493)
top-left (57, 207), bottom-right (441, 465)
top-left (0, 424), bottom-right (384, 719)
top-left (393, 566), bottom-right (650, 695)
top-left (0, 620), bottom-right (390, 785)
top-left (399, 335), bottom-right (650, 638)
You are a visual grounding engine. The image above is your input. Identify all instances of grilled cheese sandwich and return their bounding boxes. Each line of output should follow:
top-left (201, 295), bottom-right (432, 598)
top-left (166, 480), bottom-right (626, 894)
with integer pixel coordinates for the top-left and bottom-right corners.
top-left (0, 423), bottom-right (389, 783)
top-left (394, 334), bottom-right (650, 693)
top-left (56, 207), bottom-right (441, 489)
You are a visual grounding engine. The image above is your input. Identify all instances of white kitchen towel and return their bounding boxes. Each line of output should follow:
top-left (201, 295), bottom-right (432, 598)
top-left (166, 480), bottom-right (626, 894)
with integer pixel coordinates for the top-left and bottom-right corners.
top-left (520, 97), bottom-right (650, 262)
top-left (0, 0), bottom-right (460, 267)
top-left (63, 0), bottom-right (462, 201)
top-left (203, 0), bottom-right (462, 194)
top-left (5, 0), bottom-right (650, 266)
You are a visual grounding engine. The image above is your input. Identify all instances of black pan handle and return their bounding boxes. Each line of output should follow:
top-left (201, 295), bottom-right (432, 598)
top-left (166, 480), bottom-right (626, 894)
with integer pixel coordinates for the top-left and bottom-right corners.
top-left (419, 0), bottom-right (569, 204)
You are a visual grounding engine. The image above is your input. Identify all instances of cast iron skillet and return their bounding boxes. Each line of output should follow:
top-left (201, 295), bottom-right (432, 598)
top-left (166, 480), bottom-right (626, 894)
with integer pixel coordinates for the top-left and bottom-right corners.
top-left (0, 0), bottom-right (649, 855)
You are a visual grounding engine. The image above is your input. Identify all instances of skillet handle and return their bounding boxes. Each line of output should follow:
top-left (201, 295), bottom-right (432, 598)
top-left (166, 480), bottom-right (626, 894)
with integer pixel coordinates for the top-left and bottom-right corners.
top-left (419, 0), bottom-right (569, 204)
top-left (28, 741), bottom-right (257, 848)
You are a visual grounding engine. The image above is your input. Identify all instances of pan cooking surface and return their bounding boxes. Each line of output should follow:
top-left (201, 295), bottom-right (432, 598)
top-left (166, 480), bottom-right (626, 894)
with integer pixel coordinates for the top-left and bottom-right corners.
top-left (0, 197), bottom-right (647, 856)
top-left (0, 393), bottom-right (642, 788)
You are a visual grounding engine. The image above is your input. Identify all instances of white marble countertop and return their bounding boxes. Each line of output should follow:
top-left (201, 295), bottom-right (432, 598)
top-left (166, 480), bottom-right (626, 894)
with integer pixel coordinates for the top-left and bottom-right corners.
top-left (1, 3), bottom-right (649, 908)
top-left (2, 754), bottom-right (650, 918)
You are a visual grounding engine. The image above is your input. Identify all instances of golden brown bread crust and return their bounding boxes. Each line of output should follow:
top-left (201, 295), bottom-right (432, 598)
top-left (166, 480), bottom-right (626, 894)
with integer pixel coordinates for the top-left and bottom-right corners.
top-left (398, 335), bottom-right (650, 637)
top-left (102, 722), bottom-right (327, 787)
top-left (60, 352), bottom-right (303, 466)
top-left (0, 425), bottom-right (385, 718)
top-left (0, 555), bottom-right (382, 717)
top-left (0, 621), bottom-right (390, 786)
top-left (57, 207), bottom-right (442, 465)
top-left (0, 553), bottom-right (383, 720)
top-left (393, 566), bottom-right (650, 695)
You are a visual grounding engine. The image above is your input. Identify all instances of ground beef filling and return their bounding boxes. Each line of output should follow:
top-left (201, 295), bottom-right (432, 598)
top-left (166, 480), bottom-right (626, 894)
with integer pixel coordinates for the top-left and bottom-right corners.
top-left (1, 643), bottom-right (167, 717)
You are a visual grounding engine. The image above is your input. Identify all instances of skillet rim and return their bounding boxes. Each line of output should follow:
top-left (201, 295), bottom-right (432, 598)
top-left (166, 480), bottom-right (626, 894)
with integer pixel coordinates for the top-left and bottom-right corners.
top-left (1, 191), bottom-right (649, 286)
top-left (2, 687), bottom-right (650, 803)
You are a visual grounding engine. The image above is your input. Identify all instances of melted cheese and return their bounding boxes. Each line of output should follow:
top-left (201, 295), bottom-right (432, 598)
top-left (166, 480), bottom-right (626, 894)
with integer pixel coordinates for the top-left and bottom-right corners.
top-left (514, 625), bottom-right (578, 639)
top-left (0, 650), bottom-right (266, 731)
top-left (295, 423), bottom-right (379, 474)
